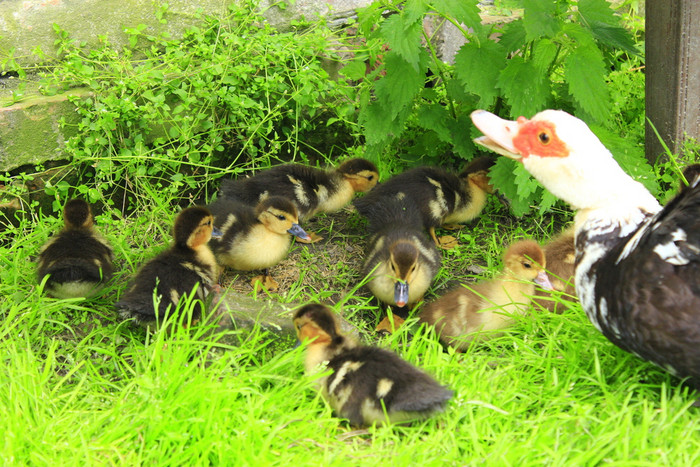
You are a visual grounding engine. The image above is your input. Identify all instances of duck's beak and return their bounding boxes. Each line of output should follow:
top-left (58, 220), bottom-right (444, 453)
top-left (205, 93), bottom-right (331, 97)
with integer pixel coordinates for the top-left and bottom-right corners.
top-left (471, 110), bottom-right (522, 160)
top-left (288, 223), bottom-right (311, 241)
top-left (211, 226), bottom-right (223, 240)
top-left (534, 270), bottom-right (554, 290)
top-left (394, 281), bottom-right (409, 307)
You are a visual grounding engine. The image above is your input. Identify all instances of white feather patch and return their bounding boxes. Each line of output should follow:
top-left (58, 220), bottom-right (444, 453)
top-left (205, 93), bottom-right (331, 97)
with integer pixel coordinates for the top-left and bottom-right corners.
top-left (652, 228), bottom-right (690, 265)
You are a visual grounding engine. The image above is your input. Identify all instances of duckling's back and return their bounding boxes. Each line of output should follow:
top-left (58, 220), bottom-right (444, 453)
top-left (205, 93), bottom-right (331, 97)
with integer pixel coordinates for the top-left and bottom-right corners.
top-left (324, 345), bottom-right (453, 426)
top-left (37, 201), bottom-right (113, 299)
top-left (116, 246), bottom-right (216, 323)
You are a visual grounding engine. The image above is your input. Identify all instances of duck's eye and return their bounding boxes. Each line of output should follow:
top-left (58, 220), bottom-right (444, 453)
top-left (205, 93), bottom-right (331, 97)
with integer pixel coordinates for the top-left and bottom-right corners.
top-left (537, 131), bottom-right (551, 145)
top-left (390, 263), bottom-right (396, 272)
top-left (523, 262), bottom-right (532, 269)
top-left (277, 215), bottom-right (286, 221)
top-left (367, 175), bottom-right (374, 181)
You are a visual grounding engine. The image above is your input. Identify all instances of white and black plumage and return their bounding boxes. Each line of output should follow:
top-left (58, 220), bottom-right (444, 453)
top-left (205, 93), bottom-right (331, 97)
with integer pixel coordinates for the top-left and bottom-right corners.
top-left (360, 197), bottom-right (441, 311)
top-left (472, 109), bottom-right (700, 389)
top-left (37, 199), bottom-right (114, 299)
top-left (218, 159), bottom-right (378, 242)
top-left (208, 196), bottom-right (311, 291)
top-left (353, 157), bottom-right (495, 248)
top-left (293, 304), bottom-right (453, 427)
top-left (115, 207), bottom-right (221, 324)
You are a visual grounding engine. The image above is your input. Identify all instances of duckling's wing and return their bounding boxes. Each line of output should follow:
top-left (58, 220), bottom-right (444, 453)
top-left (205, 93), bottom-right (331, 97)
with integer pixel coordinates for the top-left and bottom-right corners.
top-left (38, 231), bottom-right (114, 283)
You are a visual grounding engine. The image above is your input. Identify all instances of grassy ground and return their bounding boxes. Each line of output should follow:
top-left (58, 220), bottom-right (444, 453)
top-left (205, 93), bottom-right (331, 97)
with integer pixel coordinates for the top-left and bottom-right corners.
top-left (2, 196), bottom-right (699, 465)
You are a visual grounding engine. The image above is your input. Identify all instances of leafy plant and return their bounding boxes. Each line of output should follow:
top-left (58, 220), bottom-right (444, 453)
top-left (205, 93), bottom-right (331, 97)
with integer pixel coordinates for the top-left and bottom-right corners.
top-left (345, 0), bottom-right (653, 215)
top-left (26, 0), bottom-right (357, 214)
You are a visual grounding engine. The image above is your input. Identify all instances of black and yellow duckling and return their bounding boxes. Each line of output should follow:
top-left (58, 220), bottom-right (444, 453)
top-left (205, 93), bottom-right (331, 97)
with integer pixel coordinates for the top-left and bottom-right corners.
top-left (208, 196), bottom-right (311, 292)
top-left (419, 240), bottom-right (553, 350)
top-left (218, 158), bottom-right (379, 242)
top-left (353, 156), bottom-right (495, 249)
top-left (359, 198), bottom-right (441, 332)
top-left (115, 206), bottom-right (221, 325)
top-left (533, 226), bottom-right (577, 313)
top-left (37, 199), bottom-right (114, 299)
top-left (293, 304), bottom-right (453, 427)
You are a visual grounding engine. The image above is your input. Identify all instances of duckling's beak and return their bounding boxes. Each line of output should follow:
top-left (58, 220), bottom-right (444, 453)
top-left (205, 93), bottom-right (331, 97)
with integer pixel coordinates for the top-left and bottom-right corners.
top-left (534, 271), bottom-right (554, 290)
top-left (471, 110), bottom-right (522, 160)
top-left (288, 223), bottom-right (312, 241)
top-left (394, 281), bottom-right (409, 307)
top-left (211, 226), bottom-right (223, 240)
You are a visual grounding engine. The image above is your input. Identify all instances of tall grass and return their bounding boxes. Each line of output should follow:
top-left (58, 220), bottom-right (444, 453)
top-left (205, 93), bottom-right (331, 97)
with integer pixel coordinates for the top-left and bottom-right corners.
top-left (2, 198), bottom-right (699, 465)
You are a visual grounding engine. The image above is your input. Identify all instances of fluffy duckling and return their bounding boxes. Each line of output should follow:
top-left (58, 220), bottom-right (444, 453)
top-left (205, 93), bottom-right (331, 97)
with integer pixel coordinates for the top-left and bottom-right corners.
top-left (218, 158), bottom-right (379, 242)
top-left (359, 198), bottom-right (441, 332)
top-left (208, 196), bottom-right (311, 291)
top-left (353, 156), bottom-right (495, 249)
top-left (115, 206), bottom-right (221, 324)
top-left (533, 226), bottom-right (577, 312)
top-left (419, 240), bottom-right (553, 350)
top-left (37, 199), bottom-right (114, 299)
top-left (293, 304), bottom-right (453, 427)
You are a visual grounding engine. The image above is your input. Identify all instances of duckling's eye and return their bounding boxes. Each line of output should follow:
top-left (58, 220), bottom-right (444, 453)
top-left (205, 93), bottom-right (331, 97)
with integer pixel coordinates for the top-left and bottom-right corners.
top-left (367, 175), bottom-right (374, 181)
top-left (390, 263), bottom-right (396, 272)
top-left (276, 214), bottom-right (286, 221)
top-left (523, 262), bottom-right (532, 269)
top-left (537, 131), bottom-right (551, 145)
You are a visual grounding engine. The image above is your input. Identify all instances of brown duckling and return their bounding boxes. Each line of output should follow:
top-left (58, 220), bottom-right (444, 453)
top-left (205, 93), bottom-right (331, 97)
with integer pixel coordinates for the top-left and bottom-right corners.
top-left (359, 198), bottom-right (441, 332)
top-left (218, 158), bottom-right (379, 242)
top-left (353, 156), bottom-right (495, 249)
top-left (208, 196), bottom-right (311, 291)
top-left (293, 303), bottom-right (453, 427)
top-left (533, 226), bottom-right (577, 312)
top-left (37, 199), bottom-right (114, 299)
top-left (115, 206), bottom-right (221, 325)
top-left (419, 240), bottom-right (553, 350)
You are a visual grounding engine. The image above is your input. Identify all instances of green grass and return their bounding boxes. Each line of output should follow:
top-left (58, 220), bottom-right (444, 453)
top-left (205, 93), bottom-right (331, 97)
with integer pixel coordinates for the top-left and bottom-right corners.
top-left (2, 198), bottom-right (699, 466)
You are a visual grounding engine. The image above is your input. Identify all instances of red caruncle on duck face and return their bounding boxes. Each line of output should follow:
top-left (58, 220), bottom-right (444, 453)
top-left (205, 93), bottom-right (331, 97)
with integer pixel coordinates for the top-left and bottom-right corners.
top-left (513, 117), bottom-right (570, 159)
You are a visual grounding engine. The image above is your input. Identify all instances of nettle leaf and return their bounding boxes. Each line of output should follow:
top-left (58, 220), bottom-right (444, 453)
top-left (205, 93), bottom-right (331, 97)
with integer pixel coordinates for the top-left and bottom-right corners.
top-left (498, 20), bottom-right (527, 54)
top-left (578, 0), bottom-right (636, 53)
top-left (374, 51), bottom-right (426, 119)
top-left (497, 57), bottom-right (550, 119)
top-left (578, 0), bottom-right (621, 26)
top-left (380, 13), bottom-right (424, 71)
top-left (449, 114), bottom-right (477, 160)
top-left (564, 45), bottom-right (610, 123)
top-left (339, 59), bottom-right (368, 81)
top-left (489, 157), bottom-right (535, 216)
top-left (522, 0), bottom-right (560, 41)
top-left (403, 0), bottom-right (427, 25)
top-left (587, 22), bottom-right (638, 55)
top-left (432, 0), bottom-right (482, 32)
top-left (417, 102), bottom-right (452, 143)
top-left (360, 99), bottom-right (412, 146)
top-left (532, 38), bottom-right (558, 74)
top-left (454, 40), bottom-right (505, 108)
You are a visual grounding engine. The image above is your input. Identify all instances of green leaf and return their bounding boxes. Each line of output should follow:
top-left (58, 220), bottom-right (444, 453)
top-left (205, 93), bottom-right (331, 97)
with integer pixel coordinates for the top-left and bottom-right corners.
top-left (403, 0), bottom-right (427, 25)
top-left (578, 0), bottom-right (621, 26)
top-left (339, 60), bottom-right (368, 81)
top-left (454, 40), bottom-right (505, 108)
top-left (522, 0), bottom-right (560, 40)
top-left (498, 20), bottom-right (527, 54)
top-left (532, 38), bottom-right (558, 74)
top-left (374, 51), bottom-right (425, 119)
top-left (417, 103), bottom-right (451, 142)
top-left (497, 57), bottom-right (550, 119)
top-left (564, 45), bottom-right (610, 123)
top-left (587, 22), bottom-right (638, 55)
top-left (432, 0), bottom-right (482, 31)
top-left (489, 157), bottom-right (534, 216)
top-left (380, 14), bottom-right (424, 71)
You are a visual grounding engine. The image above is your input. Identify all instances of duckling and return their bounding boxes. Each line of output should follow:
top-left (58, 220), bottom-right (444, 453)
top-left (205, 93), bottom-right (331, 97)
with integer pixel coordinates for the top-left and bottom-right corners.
top-left (419, 240), bottom-right (553, 350)
top-left (219, 158), bottom-right (379, 242)
top-left (208, 196), bottom-right (311, 292)
top-left (533, 226), bottom-right (577, 313)
top-left (115, 206), bottom-right (221, 325)
top-left (37, 199), bottom-right (114, 299)
top-left (293, 303), bottom-right (453, 427)
top-left (353, 156), bottom-right (495, 249)
top-left (359, 198), bottom-right (441, 332)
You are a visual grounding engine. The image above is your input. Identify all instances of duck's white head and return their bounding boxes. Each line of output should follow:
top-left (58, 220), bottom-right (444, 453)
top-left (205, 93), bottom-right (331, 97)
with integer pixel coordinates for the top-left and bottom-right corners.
top-left (470, 109), bottom-right (659, 214)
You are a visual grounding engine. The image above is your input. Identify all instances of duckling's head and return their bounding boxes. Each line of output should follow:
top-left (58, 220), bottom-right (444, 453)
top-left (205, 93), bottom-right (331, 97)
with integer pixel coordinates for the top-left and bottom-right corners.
top-left (63, 199), bottom-right (94, 230)
top-left (293, 303), bottom-right (346, 349)
top-left (173, 206), bottom-right (221, 250)
top-left (337, 158), bottom-right (379, 193)
top-left (256, 196), bottom-right (311, 241)
top-left (503, 240), bottom-right (553, 289)
top-left (389, 240), bottom-right (420, 307)
top-left (680, 163), bottom-right (700, 192)
top-left (459, 155), bottom-right (496, 194)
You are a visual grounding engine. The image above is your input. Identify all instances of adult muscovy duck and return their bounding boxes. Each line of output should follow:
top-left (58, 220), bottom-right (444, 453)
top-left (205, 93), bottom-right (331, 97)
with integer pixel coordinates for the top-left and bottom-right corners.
top-left (471, 109), bottom-right (700, 390)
